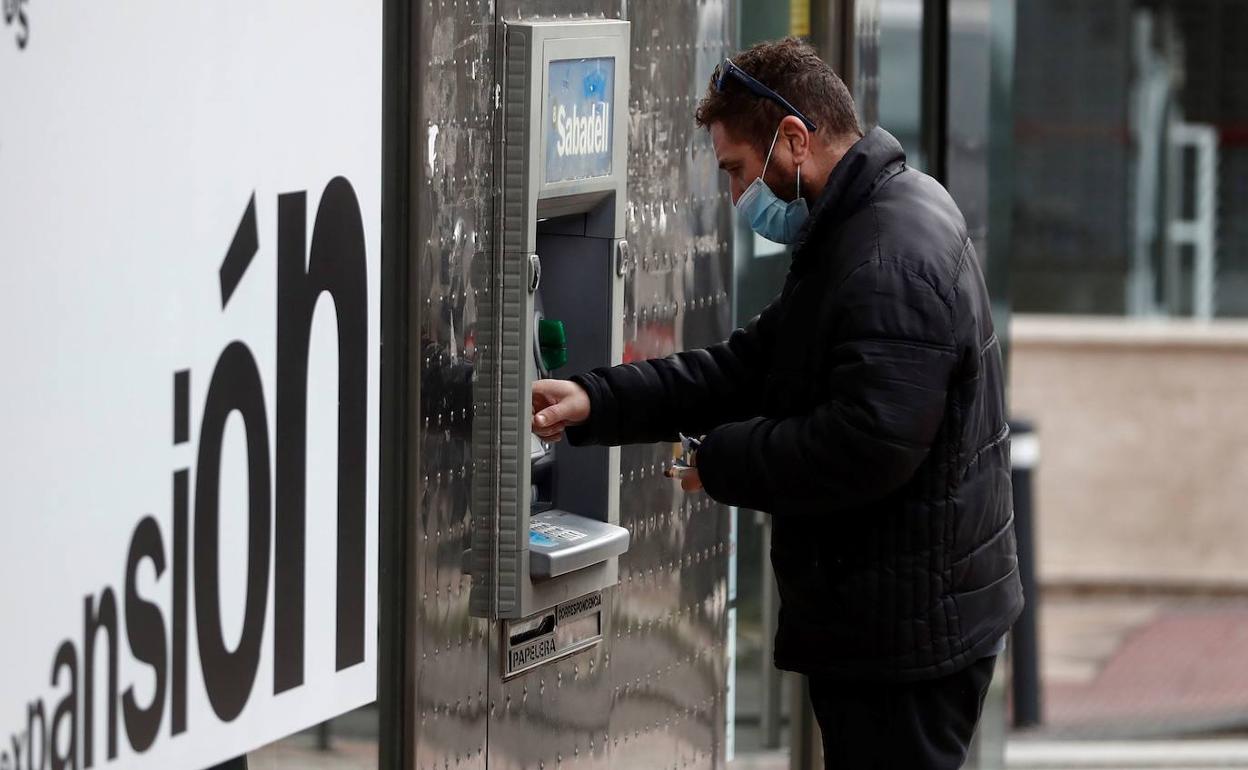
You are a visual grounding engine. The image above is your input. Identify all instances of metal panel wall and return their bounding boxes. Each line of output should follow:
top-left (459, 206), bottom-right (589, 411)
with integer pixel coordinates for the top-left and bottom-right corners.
top-left (611, 0), bottom-right (735, 761)
top-left (412, 0), bottom-right (497, 767)
top-left (412, 0), bottom-right (735, 768)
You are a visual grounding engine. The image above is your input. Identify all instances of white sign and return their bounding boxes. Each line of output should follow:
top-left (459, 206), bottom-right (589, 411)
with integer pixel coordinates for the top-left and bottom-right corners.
top-left (0, 3), bottom-right (381, 769)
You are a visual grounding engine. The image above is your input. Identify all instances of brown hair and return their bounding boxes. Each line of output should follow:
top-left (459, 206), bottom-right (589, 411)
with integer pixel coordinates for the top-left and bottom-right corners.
top-left (695, 37), bottom-right (862, 154)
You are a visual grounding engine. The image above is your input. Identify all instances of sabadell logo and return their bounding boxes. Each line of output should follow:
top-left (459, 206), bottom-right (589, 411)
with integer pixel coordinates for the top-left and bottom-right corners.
top-left (552, 102), bottom-right (611, 158)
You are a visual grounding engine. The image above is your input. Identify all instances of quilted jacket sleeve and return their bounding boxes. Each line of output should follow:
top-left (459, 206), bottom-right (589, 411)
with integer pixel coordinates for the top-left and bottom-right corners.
top-left (696, 259), bottom-right (958, 512)
top-left (565, 293), bottom-right (783, 447)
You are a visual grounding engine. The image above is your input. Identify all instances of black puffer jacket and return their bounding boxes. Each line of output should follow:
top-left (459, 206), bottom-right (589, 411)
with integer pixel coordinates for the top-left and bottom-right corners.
top-left (568, 128), bottom-right (1023, 682)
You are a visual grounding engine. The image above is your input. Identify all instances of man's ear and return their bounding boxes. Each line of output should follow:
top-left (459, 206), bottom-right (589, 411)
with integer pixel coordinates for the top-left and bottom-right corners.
top-left (779, 115), bottom-right (811, 165)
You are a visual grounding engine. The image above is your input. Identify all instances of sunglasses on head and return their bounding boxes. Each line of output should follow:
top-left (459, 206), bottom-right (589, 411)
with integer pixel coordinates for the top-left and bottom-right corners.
top-left (714, 58), bottom-right (818, 133)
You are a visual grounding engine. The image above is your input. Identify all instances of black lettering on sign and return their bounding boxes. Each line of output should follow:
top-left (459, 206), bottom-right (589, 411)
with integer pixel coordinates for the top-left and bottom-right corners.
top-left (83, 589), bottom-right (118, 767)
top-left (172, 465), bottom-right (189, 736)
top-left (49, 642), bottom-right (75, 770)
top-left (218, 194), bottom-right (259, 309)
top-left (122, 516), bottom-right (167, 753)
top-left (172, 369), bottom-right (191, 738)
top-left (28, 700), bottom-right (46, 770)
top-left (3, 0), bottom-right (29, 50)
top-left (509, 636), bottom-right (557, 672)
top-left (556, 593), bottom-right (601, 623)
top-left (2, 178), bottom-right (372, 758)
top-left (274, 178), bottom-right (369, 693)
top-left (194, 341), bottom-right (271, 723)
top-left (173, 370), bottom-right (190, 446)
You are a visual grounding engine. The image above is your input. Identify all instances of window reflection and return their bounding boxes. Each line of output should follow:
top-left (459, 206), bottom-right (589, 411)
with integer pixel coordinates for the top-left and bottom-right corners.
top-left (1013, 0), bottom-right (1248, 319)
top-left (879, 0), bottom-right (926, 172)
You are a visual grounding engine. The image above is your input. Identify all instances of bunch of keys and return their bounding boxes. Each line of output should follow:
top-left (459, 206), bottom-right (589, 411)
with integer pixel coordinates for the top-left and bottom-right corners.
top-left (665, 433), bottom-right (702, 479)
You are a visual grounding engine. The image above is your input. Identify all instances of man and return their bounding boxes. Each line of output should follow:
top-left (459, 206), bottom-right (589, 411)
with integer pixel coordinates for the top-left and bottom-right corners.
top-left (532, 38), bottom-right (1022, 768)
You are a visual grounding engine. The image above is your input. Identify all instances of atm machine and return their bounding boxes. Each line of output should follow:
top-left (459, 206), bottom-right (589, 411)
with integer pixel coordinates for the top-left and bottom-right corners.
top-left (470, 19), bottom-right (632, 679)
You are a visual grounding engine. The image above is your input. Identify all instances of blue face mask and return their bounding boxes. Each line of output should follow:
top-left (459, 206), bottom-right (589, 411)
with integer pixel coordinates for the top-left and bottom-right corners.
top-left (736, 126), bottom-right (809, 244)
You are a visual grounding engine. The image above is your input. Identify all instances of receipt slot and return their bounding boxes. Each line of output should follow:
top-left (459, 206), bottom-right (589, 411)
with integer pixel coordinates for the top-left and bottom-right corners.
top-left (469, 19), bottom-right (631, 622)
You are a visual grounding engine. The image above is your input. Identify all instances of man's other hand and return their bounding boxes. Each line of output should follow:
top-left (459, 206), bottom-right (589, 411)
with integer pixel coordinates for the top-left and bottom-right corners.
top-left (531, 379), bottom-right (590, 442)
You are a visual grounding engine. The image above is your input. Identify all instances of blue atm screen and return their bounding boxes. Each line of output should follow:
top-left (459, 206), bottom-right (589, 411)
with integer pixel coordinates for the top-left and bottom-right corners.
top-left (545, 57), bottom-right (615, 184)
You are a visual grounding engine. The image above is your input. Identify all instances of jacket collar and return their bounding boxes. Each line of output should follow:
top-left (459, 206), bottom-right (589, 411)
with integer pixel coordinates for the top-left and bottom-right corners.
top-left (790, 127), bottom-right (907, 269)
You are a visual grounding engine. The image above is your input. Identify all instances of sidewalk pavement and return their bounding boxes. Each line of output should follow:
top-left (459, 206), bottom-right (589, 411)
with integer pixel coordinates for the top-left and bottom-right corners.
top-left (1031, 593), bottom-right (1248, 738)
top-left (1007, 738), bottom-right (1248, 769)
top-left (734, 740), bottom-right (1248, 770)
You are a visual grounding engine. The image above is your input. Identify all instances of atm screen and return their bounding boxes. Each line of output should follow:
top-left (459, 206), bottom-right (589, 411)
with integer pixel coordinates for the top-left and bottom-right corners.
top-left (544, 57), bottom-right (615, 184)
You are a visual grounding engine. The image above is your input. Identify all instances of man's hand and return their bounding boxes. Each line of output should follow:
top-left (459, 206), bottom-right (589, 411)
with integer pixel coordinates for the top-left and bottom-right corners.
top-left (531, 379), bottom-right (590, 442)
top-left (664, 449), bottom-right (704, 493)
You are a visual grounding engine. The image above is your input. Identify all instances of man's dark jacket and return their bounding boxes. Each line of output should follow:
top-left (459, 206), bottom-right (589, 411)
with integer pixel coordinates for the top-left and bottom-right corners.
top-left (567, 128), bottom-right (1024, 682)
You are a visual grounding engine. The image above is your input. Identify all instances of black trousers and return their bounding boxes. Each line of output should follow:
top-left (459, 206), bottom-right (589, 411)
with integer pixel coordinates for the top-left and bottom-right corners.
top-left (808, 656), bottom-right (997, 770)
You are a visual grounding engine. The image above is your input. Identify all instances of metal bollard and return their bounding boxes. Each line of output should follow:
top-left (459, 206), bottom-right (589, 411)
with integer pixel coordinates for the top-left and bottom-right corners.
top-left (1009, 419), bottom-right (1043, 728)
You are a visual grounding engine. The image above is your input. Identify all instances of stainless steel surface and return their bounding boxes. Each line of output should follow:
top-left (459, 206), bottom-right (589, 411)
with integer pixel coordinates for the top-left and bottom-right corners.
top-left (414, 0), bottom-right (735, 767)
top-left (412, 0), bottom-right (496, 766)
